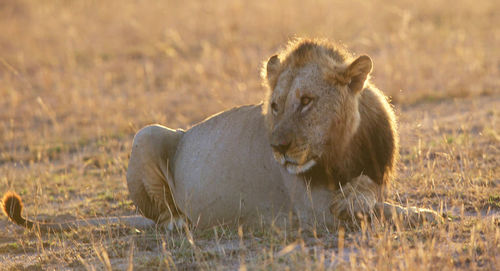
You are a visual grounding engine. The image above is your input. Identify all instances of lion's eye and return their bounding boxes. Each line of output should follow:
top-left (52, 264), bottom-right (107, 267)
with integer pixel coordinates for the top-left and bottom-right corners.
top-left (271, 102), bottom-right (278, 115)
top-left (300, 96), bottom-right (312, 106)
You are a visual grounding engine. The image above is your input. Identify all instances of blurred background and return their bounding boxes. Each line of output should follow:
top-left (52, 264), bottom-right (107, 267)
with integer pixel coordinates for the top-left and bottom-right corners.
top-left (0, 0), bottom-right (498, 149)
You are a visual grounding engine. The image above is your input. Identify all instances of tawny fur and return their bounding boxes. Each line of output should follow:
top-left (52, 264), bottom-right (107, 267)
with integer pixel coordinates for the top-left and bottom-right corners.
top-left (2, 191), bottom-right (30, 228)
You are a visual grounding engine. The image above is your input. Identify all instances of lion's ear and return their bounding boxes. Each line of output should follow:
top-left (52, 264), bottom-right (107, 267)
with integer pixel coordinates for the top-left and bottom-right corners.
top-left (345, 55), bottom-right (372, 93)
top-left (264, 54), bottom-right (281, 86)
top-left (267, 55), bottom-right (280, 75)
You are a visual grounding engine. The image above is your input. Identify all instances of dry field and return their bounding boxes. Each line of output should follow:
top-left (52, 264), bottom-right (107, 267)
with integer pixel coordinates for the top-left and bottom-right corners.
top-left (0, 0), bottom-right (499, 270)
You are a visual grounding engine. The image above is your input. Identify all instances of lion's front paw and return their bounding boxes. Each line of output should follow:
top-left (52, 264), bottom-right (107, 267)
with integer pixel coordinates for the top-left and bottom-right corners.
top-left (330, 194), bottom-right (376, 224)
top-left (375, 202), bottom-right (444, 227)
top-left (330, 176), bottom-right (378, 227)
top-left (166, 217), bottom-right (188, 232)
top-left (405, 207), bottom-right (444, 226)
top-left (157, 213), bottom-right (188, 233)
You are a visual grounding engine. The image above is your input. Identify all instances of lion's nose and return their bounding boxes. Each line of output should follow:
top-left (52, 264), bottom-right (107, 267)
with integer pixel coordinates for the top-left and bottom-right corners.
top-left (271, 141), bottom-right (291, 155)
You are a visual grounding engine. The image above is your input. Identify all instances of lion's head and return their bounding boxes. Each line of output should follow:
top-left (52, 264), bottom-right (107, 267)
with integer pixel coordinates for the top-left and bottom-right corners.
top-left (262, 39), bottom-right (373, 175)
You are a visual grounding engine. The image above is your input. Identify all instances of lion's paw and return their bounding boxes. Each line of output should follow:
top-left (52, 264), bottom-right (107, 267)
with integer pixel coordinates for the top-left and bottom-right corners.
top-left (405, 207), bottom-right (444, 226)
top-left (330, 182), bottom-right (378, 227)
top-left (330, 194), bottom-right (376, 223)
top-left (166, 217), bottom-right (187, 232)
top-left (375, 202), bottom-right (444, 227)
top-left (330, 175), bottom-right (379, 227)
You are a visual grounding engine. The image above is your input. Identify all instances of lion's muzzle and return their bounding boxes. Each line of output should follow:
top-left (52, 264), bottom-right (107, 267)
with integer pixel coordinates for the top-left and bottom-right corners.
top-left (271, 141), bottom-right (291, 155)
top-left (272, 150), bottom-right (317, 175)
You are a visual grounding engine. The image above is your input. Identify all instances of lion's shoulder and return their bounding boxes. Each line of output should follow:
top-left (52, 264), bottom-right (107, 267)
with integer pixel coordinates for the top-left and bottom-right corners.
top-left (351, 86), bottom-right (398, 186)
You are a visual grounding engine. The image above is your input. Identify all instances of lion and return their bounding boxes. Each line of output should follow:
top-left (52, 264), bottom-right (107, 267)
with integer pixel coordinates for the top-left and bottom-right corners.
top-left (2, 38), bottom-right (443, 232)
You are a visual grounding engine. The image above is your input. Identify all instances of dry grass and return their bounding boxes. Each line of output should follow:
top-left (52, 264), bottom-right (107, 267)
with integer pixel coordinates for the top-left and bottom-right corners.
top-left (0, 0), bottom-right (498, 270)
